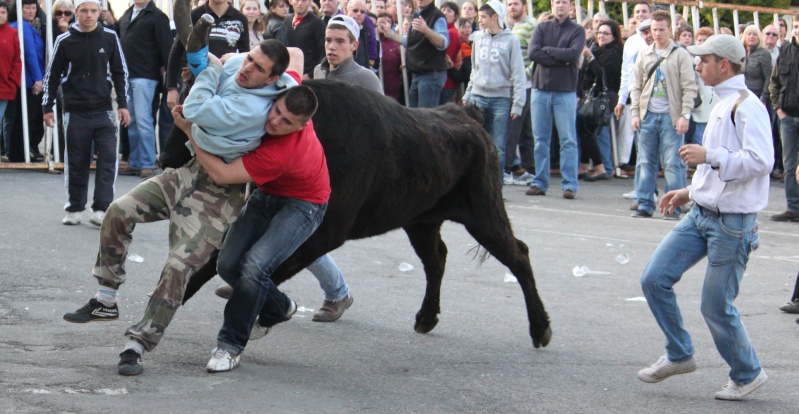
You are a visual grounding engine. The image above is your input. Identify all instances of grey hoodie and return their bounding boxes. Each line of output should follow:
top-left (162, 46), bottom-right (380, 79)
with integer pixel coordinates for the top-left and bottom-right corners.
top-left (463, 28), bottom-right (527, 116)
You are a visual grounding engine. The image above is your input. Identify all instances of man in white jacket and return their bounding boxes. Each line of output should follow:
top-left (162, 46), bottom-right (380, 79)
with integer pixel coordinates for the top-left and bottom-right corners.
top-left (636, 34), bottom-right (773, 401)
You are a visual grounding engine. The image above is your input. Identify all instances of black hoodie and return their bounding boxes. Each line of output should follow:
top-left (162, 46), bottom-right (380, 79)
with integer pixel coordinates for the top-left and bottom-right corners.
top-left (42, 22), bottom-right (128, 114)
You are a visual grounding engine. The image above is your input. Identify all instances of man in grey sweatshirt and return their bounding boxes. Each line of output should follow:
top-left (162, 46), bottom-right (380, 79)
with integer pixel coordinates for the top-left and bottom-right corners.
top-left (462, 0), bottom-right (525, 184)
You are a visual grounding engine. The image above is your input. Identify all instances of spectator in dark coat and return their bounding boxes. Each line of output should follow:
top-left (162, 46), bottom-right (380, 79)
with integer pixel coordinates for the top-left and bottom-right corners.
top-left (283, 0), bottom-right (325, 77)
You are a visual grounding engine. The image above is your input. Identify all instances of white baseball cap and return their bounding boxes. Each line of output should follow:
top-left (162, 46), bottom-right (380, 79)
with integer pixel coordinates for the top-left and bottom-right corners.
top-left (328, 15), bottom-right (360, 40)
top-left (74, 0), bottom-right (101, 9)
top-left (687, 34), bottom-right (747, 64)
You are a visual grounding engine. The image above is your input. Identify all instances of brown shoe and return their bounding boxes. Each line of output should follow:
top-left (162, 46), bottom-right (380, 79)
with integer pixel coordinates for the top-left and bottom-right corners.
top-left (139, 168), bottom-right (156, 179)
top-left (215, 284), bottom-right (233, 299)
top-left (563, 189), bottom-right (575, 199)
top-left (118, 167), bottom-right (141, 176)
top-left (312, 294), bottom-right (353, 322)
top-left (525, 186), bottom-right (546, 196)
top-left (771, 211), bottom-right (799, 222)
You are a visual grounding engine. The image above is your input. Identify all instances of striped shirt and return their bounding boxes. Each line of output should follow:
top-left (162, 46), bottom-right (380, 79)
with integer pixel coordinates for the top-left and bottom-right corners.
top-left (509, 16), bottom-right (536, 86)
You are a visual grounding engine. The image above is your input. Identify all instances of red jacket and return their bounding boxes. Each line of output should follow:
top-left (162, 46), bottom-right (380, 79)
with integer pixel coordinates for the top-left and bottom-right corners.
top-left (0, 23), bottom-right (21, 100)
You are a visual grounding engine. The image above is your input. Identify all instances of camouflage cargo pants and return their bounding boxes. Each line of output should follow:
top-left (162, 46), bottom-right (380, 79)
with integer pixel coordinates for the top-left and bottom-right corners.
top-left (92, 159), bottom-right (245, 351)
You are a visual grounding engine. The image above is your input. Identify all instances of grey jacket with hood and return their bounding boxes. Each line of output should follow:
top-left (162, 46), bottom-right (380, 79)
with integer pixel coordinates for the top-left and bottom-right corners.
top-left (463, 28), bottom-right (527, 116)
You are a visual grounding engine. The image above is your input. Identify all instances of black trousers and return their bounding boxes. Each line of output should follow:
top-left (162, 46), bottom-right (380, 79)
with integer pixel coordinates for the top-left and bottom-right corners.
top-left (504, 87), bottom-right (535, 172)
top-left (64, 111), bottom-right (118, 213)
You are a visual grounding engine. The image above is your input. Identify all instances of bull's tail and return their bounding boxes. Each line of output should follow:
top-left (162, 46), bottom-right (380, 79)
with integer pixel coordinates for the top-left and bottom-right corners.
top-left (174, 0), bottom-right (192, 47)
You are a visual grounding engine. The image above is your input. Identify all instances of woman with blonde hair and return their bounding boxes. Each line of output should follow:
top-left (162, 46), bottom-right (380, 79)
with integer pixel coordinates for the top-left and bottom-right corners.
top-left (240, 0), bottom-right (264, 50)
top-left (741, 25), bottom-right (772, 105)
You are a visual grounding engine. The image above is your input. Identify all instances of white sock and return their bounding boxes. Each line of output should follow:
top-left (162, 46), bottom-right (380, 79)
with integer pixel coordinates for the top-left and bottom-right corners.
top-left (124, 340), bottom-right (145, 356)
top-left (95, 288), bottom-right (117, 306)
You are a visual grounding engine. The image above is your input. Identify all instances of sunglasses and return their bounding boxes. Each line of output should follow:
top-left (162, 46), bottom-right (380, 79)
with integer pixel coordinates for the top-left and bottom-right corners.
top-left (55, 10), bottom-right (72, 16)
top-left (764, 31), bottom-right (779, 37)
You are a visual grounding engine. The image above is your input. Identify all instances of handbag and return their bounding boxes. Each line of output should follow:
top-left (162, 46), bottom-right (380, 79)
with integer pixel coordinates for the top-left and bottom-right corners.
top-left (577, 66), bottom-right (611, 127)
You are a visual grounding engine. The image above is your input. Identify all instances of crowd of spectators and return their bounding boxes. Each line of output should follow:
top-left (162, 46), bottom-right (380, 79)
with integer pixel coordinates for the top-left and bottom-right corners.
top-left (0, 0), bottom-right (798, 221)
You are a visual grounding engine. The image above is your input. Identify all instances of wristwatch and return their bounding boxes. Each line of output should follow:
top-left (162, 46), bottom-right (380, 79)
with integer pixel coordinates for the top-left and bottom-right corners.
top-left (682, 113), bottom-right (691, 121)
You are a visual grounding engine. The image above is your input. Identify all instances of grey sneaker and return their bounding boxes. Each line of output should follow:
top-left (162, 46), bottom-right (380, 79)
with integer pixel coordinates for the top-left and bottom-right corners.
top-left (715, 370), bottom-right (768, 401)
top-left (312, 294), bottom-right (354, 322)
top-left (637, 355), bottom-right (696, 383)
top-left (206, 347), bottom-right (240, 373)
top-left (250, 299), bottom-right (297, 341)
top-left (779, 300), bottom-right (799, 314)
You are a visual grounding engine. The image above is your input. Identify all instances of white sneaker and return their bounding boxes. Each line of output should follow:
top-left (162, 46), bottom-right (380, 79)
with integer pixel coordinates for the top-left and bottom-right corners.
top-left (512, 172), bottom-right (534, 186)
top-left (623, 190), bottom-right (637, 200)
top-left (503, 172), bottom-right (514, 186)
top-left (206, 347), bottom-right (240, 372)
top-left (250, 299), bottom-right (297, 341)
top-left (62, 212), bottom-right (82, 225)
top-left (89, 210), bottom-right (105, 227)
top-left (715, 370), bottom-right (768, 401)
top-left (637, 355), bottom-right (696, 383)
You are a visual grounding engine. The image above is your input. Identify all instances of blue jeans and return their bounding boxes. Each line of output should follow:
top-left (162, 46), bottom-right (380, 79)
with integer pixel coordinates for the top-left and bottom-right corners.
top-left (469, 94), bottom-right (511, 182)
top-left (530, 90), bottom-right (578, 192)
top-left (216, 190), bottom-right (327, 355)
top-left (409, 71), bottom-right (446, 108)
top-left (635, 112), bottom-right (686, 215)
top-left (127, 78), bottom-right (159, 170)
top-left (641, 205), bottom-right (762, 385)
top-left (307, 253), bottom-right (350, 301)
top-left (687, 121), bottom-right (705, 145)
top-left (780, 115), bottom-right (799, 212)
top-left (596, 125), bottom-right (613, 173)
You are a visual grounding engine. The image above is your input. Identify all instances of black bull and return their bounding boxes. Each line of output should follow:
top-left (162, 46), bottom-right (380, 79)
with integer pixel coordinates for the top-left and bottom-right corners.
top-left (165, 80), bottom-right (552, 348)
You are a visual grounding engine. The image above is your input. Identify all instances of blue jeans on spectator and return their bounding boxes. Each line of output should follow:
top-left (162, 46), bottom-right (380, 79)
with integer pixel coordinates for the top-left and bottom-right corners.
top-left (307, 253), bottom-right (349, 302)
top-left (635, 112), bottom-right (686, 215)
top-left (530, 89), bottom-right (578, 192)
top-left (780, 115), bottom-right (799, 213)
top-left (127, 78), bottom-right (159, 170)
top-left (596, 125), bottom-right (613, 173)
top-left (469, 94), bottom-right (511, 183)
top-left (216, 190), bottom-right (327, 355)
top-left (688, 121), bottom-right (705, 145)
top-left (640, 205), bottom-right (762, 385)
top-left (409, 71), bottom-right (446, 108)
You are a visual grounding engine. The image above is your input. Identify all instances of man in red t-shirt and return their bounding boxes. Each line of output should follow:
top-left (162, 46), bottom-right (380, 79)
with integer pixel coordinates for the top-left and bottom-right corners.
top-left (183, 85), bottom-right (329, 372)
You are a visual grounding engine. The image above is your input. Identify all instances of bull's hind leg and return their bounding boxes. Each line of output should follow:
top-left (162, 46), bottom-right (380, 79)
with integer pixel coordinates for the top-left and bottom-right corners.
top-left (404, 222), bottom-right (447, 334)
top-left (463, 220), bottom-right (552, 348)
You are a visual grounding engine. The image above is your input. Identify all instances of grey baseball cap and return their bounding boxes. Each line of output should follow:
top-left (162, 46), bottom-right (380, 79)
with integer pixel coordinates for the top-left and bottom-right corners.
top-left (328, 14), bottom-right (360, 40)
top-left (687, 34), bottom-right (746, 64)
top-left (638, 19), bottom-right (651, 31)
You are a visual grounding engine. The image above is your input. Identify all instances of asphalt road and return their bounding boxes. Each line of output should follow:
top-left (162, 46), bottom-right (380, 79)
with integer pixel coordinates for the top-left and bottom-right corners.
top-left (1, 169), bottom-right (798, 413)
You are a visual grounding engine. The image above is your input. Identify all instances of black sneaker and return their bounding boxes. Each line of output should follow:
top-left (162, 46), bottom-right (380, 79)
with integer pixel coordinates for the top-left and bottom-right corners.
top-left (63, 298), bottom-right (119, 323)
top-left (118, 349), bottom-right (143, 376)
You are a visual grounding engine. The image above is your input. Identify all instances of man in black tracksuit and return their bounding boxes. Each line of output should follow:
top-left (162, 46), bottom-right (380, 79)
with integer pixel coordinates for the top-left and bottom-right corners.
top-left (42, 0), bottom-right (129, 227)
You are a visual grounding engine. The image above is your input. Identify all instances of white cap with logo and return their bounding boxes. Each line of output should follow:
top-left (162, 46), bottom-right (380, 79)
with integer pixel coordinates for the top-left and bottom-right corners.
top-left (687, 34), bottom-right (747, 65)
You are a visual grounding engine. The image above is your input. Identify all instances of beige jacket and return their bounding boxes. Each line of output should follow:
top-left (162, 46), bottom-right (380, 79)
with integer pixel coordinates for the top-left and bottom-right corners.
top-left (630, 41), bottom-right (698, 126)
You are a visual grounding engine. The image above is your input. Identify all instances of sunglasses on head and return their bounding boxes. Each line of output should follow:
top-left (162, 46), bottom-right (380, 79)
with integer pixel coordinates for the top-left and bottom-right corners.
top-left (55, 10), bottom-right (72, 16)
top-left (764, 31), bottom-right (779, 36)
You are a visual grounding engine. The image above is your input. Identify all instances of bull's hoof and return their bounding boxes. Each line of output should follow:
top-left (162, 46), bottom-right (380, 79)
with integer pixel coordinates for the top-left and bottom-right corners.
top-left (532, 326), bottom-right (552, 349)
top-left (414, 317), bottom-right (439, 334)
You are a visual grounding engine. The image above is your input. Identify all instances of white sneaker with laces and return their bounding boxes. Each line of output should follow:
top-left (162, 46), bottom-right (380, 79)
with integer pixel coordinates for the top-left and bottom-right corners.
top-left (512, 172), bottom-right (534, 186)
top-left (206, 347), bottom-right (240, 372)
top-left (250, 300), bottom-right (297, 341)
top-left (89, 210), bottom-right (105, 227)
top-left (62, 212), bottom-right (82, 225)
top-left (637, 355), bottom-right (696, 383)
top-left (715, 370), bottom-right (768, 401)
